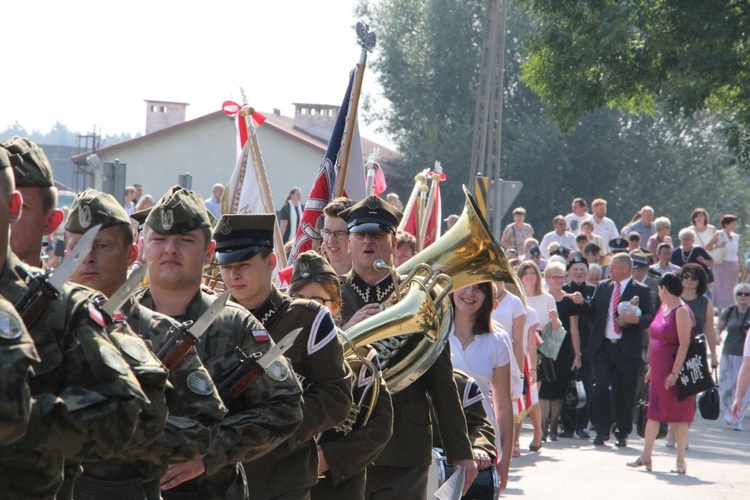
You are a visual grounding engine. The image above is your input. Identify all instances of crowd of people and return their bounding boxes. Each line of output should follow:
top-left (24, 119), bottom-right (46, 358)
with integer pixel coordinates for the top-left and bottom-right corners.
top-left (2, 132), bottom-right (750, 498)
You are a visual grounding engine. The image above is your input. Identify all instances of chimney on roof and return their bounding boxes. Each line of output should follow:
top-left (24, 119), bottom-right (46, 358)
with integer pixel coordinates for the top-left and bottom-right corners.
top-left (145, 100), bottom-right (189, 135)
top-left (273, 108), bottom-right (281, 116)
top-left (292, 103), bottom-right (339, 142)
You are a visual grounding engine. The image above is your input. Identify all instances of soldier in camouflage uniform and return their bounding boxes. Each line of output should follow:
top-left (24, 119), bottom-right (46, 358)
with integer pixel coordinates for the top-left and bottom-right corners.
top-left (1, 137), bottom-right (65, 267)
top-left (0, 296), bottom-right (38, 445)
top-left (336, 195), bottom-right (477, 499)
top-left (136, 186), bottom-right (303, 499)
top-left (283, 251), bottom-right (393, 500)
top-left (63, 189), bottom-right (227, 499)
top-left (214, 214), bottom-right (353, 499)
top-left (0, 138), bottom-right (149, 499)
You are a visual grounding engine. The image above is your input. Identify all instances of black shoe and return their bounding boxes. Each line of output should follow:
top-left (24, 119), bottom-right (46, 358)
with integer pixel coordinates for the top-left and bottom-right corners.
top-left (615, 437), bottom-right (627, 447)
top-left (529, 441), bottom-right (543, 452)
top-left (593, 434), bottom-right (608, 446)
top-left (559, 430), bottom-right (575, 438)
top-left (541, 432), bottom-right (548, 442)
top-left (576, 428), bottom-right (591, 439)
top-left (549, 432), bottom-right (559, 441)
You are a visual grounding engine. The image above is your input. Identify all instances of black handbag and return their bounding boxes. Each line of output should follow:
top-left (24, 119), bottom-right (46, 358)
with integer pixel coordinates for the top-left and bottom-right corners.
top-left (564, 369), bottom-right (587, 409)
top-left (636, 383), bottom-right (668, 439)
top-left (698, 368), bottom-right (721, 420)
top-left (676, 310), bottom-right (715, 401)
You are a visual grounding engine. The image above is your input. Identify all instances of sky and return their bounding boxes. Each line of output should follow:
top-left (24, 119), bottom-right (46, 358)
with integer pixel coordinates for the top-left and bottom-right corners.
top-left (1, 0), bottom-right (393, 147)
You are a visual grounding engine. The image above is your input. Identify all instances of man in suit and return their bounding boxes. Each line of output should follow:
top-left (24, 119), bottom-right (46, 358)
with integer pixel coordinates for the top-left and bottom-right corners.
top-left (588, 253), bottom-right (655, 447)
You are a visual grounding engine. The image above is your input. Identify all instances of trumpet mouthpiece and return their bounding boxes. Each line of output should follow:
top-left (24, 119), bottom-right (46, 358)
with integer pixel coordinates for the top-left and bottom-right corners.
top-left (374, 259), bottom-right (388, 270)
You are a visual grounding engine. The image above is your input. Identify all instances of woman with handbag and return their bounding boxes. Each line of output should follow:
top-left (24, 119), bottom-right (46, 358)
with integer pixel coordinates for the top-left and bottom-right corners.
top-left (539, 262), bottom-right (581, 441)
top-left (628, 273), bottom-right (695, 474)
top-left (717, 282), bottom-right (750, 430)
top-left (518, 261), bottom-right (559, 449)
top-left (706, 215), bottom-right (744, 312)
top-left (449, 282), bottom-right (514, 493)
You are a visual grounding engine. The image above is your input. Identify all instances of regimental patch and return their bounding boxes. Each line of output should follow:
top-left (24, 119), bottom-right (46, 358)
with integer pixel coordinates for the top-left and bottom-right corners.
top-left (120, 337), bottom-right (150, 363)
top-left (298, 261), bottom-right (311, 279)
top-left (80, 203), bottom-right (92, 228)
top-left (0, 313), bottom-right (23, 340)
top-left (307, 309), bottom-right (337, 355)
top-left (463, 378), bottom-right (484, 409)
top-left (100, 345), bottom-right (130, 375)
top-left (162, 209), bottom-right (174, 231)
top-left (252, 329), bottom-right (270, 342)
top-left (266, 359), bottom-right (290, 382)
top-left (187, 370), bottom-right (216, 396)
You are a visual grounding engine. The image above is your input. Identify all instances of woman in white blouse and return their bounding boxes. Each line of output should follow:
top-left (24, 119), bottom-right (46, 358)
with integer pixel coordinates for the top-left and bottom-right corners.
top-left (707, 214), bottom-right (744, 311)
top-left (450, 282), bottom-right (513, 492)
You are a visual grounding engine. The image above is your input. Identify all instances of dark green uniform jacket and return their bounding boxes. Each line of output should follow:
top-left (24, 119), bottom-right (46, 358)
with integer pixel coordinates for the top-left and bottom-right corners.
top-left (137, 288), bottom-right (303, 500)
top-left (312, 345), bottom-right (393, 500)
top-left (339, 270), bottom-right (473, 469)
top-left (0, 253), bottom-right (147, 499)
top-left (243, 285), bottom-right (353, 499)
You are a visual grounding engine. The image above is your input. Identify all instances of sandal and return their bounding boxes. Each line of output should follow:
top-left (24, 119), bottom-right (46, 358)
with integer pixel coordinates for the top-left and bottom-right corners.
top-left (512, 444), bottom-right (521, 457)
top-left (529, 441), bottom-right (543, 452)
top-left (670, 462), bottom-right (687, 475)
top-left (626, 456), bottom-right (652, 472)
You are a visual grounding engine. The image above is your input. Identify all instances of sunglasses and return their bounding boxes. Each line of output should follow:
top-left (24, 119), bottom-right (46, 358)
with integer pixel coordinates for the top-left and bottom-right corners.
top-left (681, 274), bottom-right (697, 280)
top-left (737, 292), bottom-right (750, 297)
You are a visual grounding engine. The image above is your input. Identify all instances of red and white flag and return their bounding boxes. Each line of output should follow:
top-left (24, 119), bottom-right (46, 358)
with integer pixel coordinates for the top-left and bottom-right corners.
top-left (400, 169), bottom-right (445, 249)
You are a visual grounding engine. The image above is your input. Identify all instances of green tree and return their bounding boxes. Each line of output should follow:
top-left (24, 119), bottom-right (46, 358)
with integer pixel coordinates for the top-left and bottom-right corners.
top-left (518, 0), bottom-right (750, 167)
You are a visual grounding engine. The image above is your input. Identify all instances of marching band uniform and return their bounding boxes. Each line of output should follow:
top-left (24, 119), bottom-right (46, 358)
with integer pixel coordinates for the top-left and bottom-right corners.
top-left (213, 214), bottom-right (353, 500)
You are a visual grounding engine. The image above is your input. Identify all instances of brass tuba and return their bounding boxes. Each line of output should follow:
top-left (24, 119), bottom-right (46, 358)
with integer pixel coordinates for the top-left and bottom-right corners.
top-left (343, 185), bottom-right (521, 394)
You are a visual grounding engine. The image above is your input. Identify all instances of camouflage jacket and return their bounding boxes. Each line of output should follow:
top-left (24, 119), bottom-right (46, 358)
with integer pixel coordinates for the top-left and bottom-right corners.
top-left (0, 252), bottom-right (147, 499)
top-left (0, 296), bottom-right (39, 445)
top-left (243, 285), bottom-right (353, 499)
top-left (136, 288), bottom-right (303, 499)
top-left (81, 297), bottom-right (228, 483)
top-left (313, 345), bottom-right (393, 500)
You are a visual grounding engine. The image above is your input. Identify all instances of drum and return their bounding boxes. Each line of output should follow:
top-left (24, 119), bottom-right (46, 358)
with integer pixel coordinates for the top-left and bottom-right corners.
top-left (427, 448), bottom-right (499, 500)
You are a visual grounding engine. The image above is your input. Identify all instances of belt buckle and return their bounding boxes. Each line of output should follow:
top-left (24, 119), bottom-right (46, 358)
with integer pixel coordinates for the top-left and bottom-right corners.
top-left (609, 338), bottom-right (620, 344)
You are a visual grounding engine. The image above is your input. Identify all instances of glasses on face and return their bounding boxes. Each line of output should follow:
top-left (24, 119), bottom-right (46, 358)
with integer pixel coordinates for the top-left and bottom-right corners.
top-left (547, 275), bottom-right (564, 281)
top-left (322, 229), bottom-right (348, 240)
top-left (737, 292), bottom-right (750, 297)
top-left (290, 293), bottom-right (334, 305)
top-left (682, 274), bottom-right (697, 281)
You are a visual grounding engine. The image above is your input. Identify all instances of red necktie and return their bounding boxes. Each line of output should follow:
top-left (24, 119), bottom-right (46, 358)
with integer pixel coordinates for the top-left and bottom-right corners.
top-left (613, 282), bottom-right (622, 335)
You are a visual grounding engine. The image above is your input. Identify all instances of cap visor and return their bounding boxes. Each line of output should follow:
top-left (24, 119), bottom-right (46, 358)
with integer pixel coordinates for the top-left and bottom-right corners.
top-left (349, 223), bottom-right (393, 234)
top-left (215, 246), bottom-right (267, 265)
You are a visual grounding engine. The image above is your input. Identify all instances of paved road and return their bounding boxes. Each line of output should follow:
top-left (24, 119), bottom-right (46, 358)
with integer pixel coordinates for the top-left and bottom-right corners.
top-left (507, 411), bottom-right (749, 499)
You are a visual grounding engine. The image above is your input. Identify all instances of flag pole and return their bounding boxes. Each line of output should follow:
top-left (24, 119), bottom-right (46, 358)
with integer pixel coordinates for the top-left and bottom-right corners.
top-left (241, 105), bottom-right (288, 269)
top-left (418, 162), bottom-right (442, 251)
top-left (334, 21), bottom-right (377, 199)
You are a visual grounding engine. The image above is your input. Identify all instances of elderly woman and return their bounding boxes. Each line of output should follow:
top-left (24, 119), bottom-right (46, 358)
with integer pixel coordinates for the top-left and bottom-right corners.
top-left (717, 282), bottom-right (750, 431)
top-left (670, 228), bottom-right (714, 275)
top-left (647, 217), bottom-right (672, 256)
top-left (707, 215), bottom-right (744, 311)
top-left (502, 207), bottom-right (534, 252)
top-left (628, 273), bottom-right (694, 474)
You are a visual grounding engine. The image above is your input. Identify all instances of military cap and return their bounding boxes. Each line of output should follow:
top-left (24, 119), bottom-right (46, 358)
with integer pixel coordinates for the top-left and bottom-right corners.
top-left (609, 238), bottom-right (629, 254)
top-left (338, 195), bottom-right (403, 234)
top-left (629, 250), bottom-right (652, 269)
top-left (550, 246), bottom-right (570, 259)
top-left (66, 188), bottom-right (131, 234)
top-left (145, 185), bottom-right (212, 235)
top-left (291, 250), bottom-right (337, 285)
top-left (0, 136), bottom-right (54, 187)
top-left (213, 214), bottom-right (275, 265)
top-left (528, 244), bottom-right (541, 258)
top-left (566, 255), bottom-right (589, 270)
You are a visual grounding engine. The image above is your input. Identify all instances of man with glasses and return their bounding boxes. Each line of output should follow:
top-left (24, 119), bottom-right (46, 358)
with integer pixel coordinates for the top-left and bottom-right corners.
top-left (322, 197), bottom-right (354, 276)
top-left (215, 213), bottom-right (353, 499)
top-left (338, 195), bottom-right (477, 499)
top-left (539, 215), bottom-right (576, 260)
